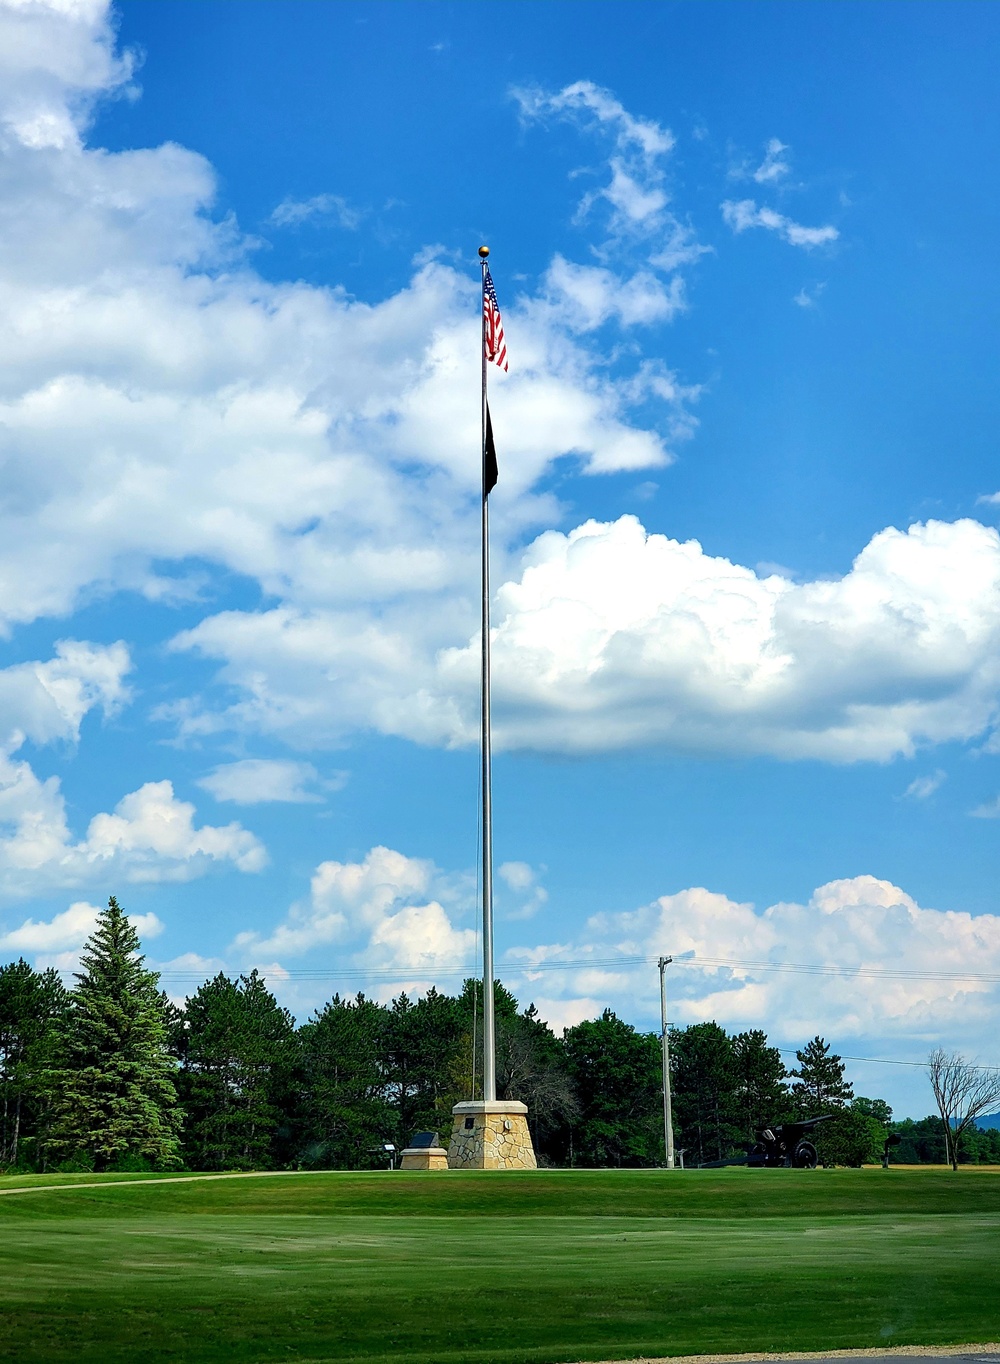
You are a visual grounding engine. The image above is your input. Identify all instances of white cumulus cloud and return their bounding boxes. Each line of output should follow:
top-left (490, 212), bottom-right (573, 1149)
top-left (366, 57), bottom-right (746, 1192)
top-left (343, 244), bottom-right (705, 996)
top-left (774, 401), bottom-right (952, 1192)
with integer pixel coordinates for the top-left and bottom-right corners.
top-left (83, 780), bottom-right (266, 880)
top-left (178, 513), bottom-right (1000, 763)
top-left (233, 844), bottom-right (476, 997)
top-left (1, 7), bottom-right (993, 784)
top-left (217, 844), bottom-right (1000, 1109)
top-left (504, 873), bottom-right (1000, 1064)
top-left (0, 0), bottom-right (136, 153)
top-left (0, 11), bottom-right (715, 775)
top-left (436, 514), bottom-right (1000, 760)
top-left (0, 19), bottom-right (700, 650)
top-left (0, 757), bottom-right (266, 896)
top-left (0, 898), bottom-right (163, 959)
top-left (543, 254), bottom-right (688, 331)
top-left (0, 639), bottom-right (130, 748)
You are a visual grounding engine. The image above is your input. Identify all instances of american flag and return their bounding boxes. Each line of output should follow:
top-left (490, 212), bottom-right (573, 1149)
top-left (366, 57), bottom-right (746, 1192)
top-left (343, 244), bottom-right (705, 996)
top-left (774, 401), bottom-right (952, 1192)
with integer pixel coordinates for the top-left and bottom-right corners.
top-left (483, 266), bottom-right (508, 372)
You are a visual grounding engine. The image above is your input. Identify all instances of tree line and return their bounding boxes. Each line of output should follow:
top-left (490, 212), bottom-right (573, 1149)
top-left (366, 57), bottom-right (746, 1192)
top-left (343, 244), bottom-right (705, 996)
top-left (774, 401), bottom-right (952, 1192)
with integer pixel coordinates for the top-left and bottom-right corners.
top-left (1, 898), bottom-right (997, 1173)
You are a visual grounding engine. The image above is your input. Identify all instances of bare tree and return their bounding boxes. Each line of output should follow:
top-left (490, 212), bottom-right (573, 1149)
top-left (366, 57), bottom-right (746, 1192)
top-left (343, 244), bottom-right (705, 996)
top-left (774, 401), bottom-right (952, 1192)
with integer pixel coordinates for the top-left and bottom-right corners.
top-left (928, 1048), bottom-right (1000, 1170)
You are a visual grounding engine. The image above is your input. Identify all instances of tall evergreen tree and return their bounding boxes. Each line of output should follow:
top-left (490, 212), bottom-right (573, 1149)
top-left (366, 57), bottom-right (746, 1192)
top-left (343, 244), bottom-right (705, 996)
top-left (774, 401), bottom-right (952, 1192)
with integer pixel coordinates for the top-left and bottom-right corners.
top-left (294, 993), bottom-right (394, 1168)
top-left (671, 1022), bottom-right (739, 1165)
top-left (732, 1029), bottom-right (790, 1141)
top-left (562, 1010), bottom-right (661, 1167)
top-left (789, 1036), bottom-right (854, 1116)
top-left (46, 897), bottom-right (182, 1171)
top-left (384, 986), bottom-right (472, 1143)
top-left (448, 979), bottom-right (520, 1104)
top-left (0, 959), bottom-right (68, 1168)
top-left (175, 971), bottom-right (295, 1171)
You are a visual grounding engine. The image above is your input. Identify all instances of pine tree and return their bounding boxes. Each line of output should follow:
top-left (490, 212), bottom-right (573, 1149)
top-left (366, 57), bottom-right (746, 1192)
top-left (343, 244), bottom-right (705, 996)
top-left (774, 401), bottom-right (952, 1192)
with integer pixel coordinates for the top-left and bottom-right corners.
top-left (671, 1022), bottom-right (739, 1165)
top-left (383, 987), bottom-right (473, 1144)
top-left (732, 1029), bottom-right (790, 1141)
top-left (0, 959), bottom-right (68, 1168)
top-left (562, 1010), bottom-right (662, 1167)
top-left (789, 1035), bottom-right (854, 1117)
top-left (294, 993), bottom-right (394, 1169)
top-left (46, 897), bottom-right (182, 1171)
top-left (175, 971), bottom-right (295, 1170)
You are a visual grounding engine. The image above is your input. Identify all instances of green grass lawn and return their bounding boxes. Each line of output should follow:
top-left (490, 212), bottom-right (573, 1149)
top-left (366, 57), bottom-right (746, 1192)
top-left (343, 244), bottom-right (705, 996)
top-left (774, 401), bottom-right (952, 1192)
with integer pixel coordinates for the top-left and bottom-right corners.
top-left (1, 1167), bottom-right (998, 1364)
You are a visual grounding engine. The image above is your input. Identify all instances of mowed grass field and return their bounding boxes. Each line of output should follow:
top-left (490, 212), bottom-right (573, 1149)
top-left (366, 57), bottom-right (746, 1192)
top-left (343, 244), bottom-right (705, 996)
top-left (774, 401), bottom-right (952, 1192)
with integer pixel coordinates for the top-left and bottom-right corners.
top-left (1, 1167), bottom-right (998, 1364)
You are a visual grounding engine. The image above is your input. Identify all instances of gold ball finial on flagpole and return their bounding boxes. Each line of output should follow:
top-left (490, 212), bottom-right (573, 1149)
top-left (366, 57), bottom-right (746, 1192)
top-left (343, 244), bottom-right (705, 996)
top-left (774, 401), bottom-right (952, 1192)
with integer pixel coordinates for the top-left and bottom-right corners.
top-left (478, 245), bottom-right (490, 258)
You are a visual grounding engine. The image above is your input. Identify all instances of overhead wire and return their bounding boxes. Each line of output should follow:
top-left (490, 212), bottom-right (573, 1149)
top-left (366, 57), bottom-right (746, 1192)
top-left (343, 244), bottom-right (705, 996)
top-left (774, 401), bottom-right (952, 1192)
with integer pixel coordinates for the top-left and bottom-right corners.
top-left (97, 951), bottom-right (1000, 987)
top-left (46, 948), bottom-right (1000, 1071)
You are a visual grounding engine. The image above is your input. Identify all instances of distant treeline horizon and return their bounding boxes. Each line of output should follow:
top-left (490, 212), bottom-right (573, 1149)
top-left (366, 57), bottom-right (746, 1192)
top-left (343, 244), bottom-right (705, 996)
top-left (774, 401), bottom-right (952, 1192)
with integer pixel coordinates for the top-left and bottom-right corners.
top-left (1, 898), bottom-right (997, 1174)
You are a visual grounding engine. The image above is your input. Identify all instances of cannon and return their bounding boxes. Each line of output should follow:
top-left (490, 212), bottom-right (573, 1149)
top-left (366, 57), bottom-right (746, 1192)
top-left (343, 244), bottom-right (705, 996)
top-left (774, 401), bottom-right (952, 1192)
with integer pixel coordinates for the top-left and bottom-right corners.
top-left (696, 1114), bottom-right (833, 1169)
top-left (746, 1115), bottom-right (833, 1168)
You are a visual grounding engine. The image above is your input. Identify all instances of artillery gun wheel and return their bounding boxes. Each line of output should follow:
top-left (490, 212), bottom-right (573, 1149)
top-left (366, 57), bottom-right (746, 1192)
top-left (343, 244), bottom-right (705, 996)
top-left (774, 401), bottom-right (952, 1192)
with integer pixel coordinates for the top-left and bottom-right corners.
top-left (792, 1139), bottom-right (818, 1169)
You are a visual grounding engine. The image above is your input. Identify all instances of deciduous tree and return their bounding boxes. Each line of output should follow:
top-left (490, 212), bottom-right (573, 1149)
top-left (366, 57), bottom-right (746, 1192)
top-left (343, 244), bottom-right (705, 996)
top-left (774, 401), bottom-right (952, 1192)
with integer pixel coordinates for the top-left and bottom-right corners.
top-left (928, 1048), bottom-right (1000, 1171)
top-left (496, 1003), bottom-right (578, 1162)
top-left (815, 1100), bottom-right (888, 1167)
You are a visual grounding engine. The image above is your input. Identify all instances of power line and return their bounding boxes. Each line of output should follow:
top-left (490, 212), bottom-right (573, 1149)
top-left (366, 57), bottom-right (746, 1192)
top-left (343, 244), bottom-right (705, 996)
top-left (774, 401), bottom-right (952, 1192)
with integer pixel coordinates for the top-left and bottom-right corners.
top-left (776, 1048), bottom-right (1000, 1076)
top-left (43, 955), bottom-right (1000, 1072)
top-left (46, 949), bottom-right (1000, 987)
top-left (778, 1048), bottom-right (927, 1069)
top-left (688, 956), bottom-right (1000, 985)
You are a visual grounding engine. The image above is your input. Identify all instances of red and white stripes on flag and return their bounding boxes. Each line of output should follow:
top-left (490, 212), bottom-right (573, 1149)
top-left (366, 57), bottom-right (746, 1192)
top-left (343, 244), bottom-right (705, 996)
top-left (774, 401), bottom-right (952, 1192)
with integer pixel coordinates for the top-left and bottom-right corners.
top-left (483, 265), bottom-right (507, 372)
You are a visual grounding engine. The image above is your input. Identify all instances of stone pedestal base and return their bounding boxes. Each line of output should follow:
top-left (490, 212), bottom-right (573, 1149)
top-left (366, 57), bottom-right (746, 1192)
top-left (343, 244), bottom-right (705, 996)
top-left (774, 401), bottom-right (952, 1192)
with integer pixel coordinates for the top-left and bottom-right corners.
top-left (398, 1145), bottom-right (449, 1171)
top-left (447, 1100), bottom-right (537, 1170)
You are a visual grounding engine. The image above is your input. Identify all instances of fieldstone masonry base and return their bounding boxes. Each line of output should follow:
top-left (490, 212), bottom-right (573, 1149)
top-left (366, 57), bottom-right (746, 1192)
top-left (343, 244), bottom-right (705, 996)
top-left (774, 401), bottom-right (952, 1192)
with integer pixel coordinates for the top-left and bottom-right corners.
top-left (447, 1100), bottom-right (537, 1170)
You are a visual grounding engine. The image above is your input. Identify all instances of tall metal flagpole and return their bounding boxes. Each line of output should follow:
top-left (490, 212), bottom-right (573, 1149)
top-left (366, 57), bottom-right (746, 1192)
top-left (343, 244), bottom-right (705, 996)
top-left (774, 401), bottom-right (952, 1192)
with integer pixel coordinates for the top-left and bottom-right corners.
top-left (479, 244), bottom-right (496, 1103)
top-left (441, 249), bottom-right (533, 1171)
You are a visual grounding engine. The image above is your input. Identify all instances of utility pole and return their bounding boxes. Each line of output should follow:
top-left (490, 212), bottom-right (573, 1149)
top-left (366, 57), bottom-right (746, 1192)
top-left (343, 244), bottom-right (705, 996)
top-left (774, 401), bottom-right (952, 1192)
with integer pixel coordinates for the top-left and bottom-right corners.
top-left (658, 955), bottom-right (675, 1169)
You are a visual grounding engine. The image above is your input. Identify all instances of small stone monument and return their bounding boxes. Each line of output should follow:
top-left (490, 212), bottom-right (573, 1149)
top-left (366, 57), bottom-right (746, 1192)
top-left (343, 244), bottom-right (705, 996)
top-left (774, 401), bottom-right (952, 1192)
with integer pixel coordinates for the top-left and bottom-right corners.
top-left (398, 1130), bottom-right (449, 1171)
top-left (447, 1100), bottom-right (537, 1170)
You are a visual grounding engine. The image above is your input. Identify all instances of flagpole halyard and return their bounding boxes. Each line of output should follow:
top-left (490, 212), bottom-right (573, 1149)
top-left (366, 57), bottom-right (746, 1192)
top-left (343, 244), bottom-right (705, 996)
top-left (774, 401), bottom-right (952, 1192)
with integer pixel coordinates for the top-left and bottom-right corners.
top-left (478, 243), bottom-right (496, 1104)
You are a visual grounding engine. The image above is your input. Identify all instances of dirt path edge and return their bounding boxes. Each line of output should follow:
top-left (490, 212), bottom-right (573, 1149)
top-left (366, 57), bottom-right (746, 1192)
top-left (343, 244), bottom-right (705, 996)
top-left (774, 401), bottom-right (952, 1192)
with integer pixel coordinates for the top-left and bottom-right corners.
top-left (569, 1346), bottom-right (1000, 1364)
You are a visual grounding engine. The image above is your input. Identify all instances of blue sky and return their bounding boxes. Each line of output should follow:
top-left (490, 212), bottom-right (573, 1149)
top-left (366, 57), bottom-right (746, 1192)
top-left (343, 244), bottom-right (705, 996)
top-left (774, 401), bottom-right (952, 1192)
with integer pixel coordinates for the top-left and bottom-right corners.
top-left (1, 0), bottom-right (999, 1116)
